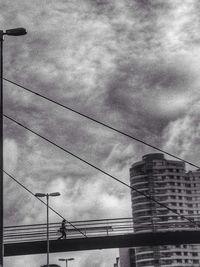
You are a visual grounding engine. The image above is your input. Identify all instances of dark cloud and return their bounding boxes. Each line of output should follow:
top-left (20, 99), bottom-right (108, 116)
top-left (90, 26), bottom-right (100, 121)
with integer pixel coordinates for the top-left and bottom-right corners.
top-left (2, 0), bottom-right (200, 266)
top-left (144, 62), bottom-right (193, 90)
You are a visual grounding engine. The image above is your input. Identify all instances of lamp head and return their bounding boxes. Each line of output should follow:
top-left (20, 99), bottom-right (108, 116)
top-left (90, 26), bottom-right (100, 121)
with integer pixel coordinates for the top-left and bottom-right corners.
top-left (35, 193), bottom-right (46, 198)
top-left (5, 28), bottom-right (27, 36)
top-left (59, 258), bottom-right (74, 261)
top-left (49, 192), bottom-right (61, 197)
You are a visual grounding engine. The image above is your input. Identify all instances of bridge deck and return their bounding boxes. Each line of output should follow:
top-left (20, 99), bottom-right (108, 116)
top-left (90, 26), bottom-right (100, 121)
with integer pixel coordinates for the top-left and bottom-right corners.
top-left (4, 218), bottom-right (200, 256)
top-left (4, 231), bottom-right (200, 256)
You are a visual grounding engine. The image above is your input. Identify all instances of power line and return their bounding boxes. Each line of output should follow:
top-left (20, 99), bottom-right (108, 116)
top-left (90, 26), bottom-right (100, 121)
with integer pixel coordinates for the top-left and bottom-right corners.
top-left (3, 78), bottom-right (199, 169)
top-left (4, 114), bottom-right (200, 228)
top-left (3, 169), bottom-right (87, 238)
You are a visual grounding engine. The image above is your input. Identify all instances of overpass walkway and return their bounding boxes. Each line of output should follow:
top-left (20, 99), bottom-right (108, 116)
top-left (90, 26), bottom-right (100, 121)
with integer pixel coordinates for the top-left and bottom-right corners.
top-left (4, 217), bottom-right (200, 256)
top-left (4, 217), bottom-right (134, 244)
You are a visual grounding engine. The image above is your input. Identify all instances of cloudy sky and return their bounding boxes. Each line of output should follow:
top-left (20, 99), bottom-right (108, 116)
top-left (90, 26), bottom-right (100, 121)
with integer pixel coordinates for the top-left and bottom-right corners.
top-left (1, 0), bottom-right (200, 266)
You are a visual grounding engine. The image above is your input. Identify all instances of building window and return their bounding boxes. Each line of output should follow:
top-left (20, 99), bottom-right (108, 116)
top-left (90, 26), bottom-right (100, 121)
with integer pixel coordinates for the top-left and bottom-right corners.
top-left (192, 252), bottom-right (198, 256)
top-left (171, 202), bottom-right (177, 206)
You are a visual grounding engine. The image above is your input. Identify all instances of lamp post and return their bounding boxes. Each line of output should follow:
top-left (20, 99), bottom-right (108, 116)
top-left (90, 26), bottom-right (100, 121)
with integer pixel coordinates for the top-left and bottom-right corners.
top-left (59, 258), bottom-right (75, 267)
top-left (35, 192), bottom-right (61, 267)
top-left (0, 27), bottom-right (27, 267)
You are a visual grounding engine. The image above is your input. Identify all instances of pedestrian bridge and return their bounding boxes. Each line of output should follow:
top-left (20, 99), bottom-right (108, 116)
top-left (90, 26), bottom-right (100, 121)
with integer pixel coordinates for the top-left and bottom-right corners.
top-left (4, 217), bottom-right (200, 256)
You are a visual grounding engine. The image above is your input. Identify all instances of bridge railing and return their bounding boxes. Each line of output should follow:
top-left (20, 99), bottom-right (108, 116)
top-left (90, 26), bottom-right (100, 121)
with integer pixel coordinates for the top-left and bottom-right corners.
top-left (4, 217), bottom-right (200, 243)
top-left (4, 217), bottom-right (134, 243)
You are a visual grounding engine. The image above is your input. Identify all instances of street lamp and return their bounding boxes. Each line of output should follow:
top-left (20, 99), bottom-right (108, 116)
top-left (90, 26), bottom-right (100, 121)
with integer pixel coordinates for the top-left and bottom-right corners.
top-left (41, 265), bottom-right (61, 267)
top-left (35, 192), bottom-right (61, 267)
top-left (59, 258), bottom-right (75, 267)
top-left (0, 27), bottom-right (27, 267)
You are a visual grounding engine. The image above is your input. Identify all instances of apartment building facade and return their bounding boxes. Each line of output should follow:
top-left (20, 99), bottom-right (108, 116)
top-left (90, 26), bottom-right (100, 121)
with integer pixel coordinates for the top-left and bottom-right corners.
top-left (120, 153), bottom-right (200, 267)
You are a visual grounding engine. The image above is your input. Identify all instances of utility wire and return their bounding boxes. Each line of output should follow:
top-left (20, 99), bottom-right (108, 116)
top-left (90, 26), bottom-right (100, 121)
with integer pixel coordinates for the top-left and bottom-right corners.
top-left (4, 114), bottom-right (200, 228)
top-left (3, 78), bottom-right (199, 169)
top-left (3, 169), bottom-right (87, 238)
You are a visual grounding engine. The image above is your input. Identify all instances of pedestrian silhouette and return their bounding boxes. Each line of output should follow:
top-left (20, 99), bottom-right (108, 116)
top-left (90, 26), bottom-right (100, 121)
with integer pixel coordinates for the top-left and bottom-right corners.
top-left (58, 219), bottom-right (67, 240)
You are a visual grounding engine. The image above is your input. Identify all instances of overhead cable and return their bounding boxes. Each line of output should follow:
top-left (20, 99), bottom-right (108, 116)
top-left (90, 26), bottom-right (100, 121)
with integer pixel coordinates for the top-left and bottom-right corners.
top-left (3, 169), bottom-right (87, 238)
top-left (4, 114), bottom-right (200, 228)
top-left (3, 78), bottom-right (199, 169)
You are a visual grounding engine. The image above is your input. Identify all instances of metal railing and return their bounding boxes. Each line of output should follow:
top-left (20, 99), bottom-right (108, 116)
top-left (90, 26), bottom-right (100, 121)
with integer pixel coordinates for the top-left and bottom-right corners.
top-left (4, 217), bottom-right (134, 243)
top-left (4, 217), bottom-right (200, 244)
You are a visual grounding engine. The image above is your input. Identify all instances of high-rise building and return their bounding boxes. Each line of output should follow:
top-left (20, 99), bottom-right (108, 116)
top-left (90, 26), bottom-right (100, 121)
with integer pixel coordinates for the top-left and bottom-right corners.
top-left (120, 153), bottom-right (200, 267)
top-left (119, 248), bottom-right (136, 267)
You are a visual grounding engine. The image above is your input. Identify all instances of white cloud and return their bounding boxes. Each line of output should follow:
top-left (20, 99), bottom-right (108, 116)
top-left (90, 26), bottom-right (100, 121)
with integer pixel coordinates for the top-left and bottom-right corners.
top-left (162, 104), bottom-right (200, 168)
top-left (4, 138), bottom-right (19, 173)
top-left (2, 0), bottom-right (200, 266)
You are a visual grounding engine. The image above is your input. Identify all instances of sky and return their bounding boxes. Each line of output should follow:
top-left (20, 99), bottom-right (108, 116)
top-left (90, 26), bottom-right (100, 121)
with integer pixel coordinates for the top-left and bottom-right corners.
top-left (1, 0), bottom-right (200, 266)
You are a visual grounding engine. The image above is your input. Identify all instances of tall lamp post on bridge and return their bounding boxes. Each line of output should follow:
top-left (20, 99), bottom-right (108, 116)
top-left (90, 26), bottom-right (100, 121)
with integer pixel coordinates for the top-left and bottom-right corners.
top-left (0, 27), bottom-right (27, 267)
top-left (59, 258), bottom-right (75, 267)
top-left (35, 192), bottom-right (61, 267)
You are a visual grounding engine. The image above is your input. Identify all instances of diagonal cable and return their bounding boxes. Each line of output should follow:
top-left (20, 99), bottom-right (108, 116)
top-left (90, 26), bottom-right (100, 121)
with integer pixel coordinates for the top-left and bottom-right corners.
top-left (3, 169), bottom-right (87, 238)
top-left (4, 114), bottom-right (200, 228)
top-left (3, 77), bottom-right (199, 169)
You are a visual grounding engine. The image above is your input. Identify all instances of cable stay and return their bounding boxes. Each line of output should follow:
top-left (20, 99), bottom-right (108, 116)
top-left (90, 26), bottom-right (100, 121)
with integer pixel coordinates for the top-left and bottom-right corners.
top-left (4, 114), bottom-right (200, 228)
top-left (3, 78), bottom-right (199, 169)
top-left (3, 169), bottom-right (87, 238)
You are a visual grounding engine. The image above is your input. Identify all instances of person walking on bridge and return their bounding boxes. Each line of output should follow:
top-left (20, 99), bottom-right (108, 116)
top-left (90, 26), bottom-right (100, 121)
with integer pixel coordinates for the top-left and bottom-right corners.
top-left (58, 219), bottom-right (67, 240)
